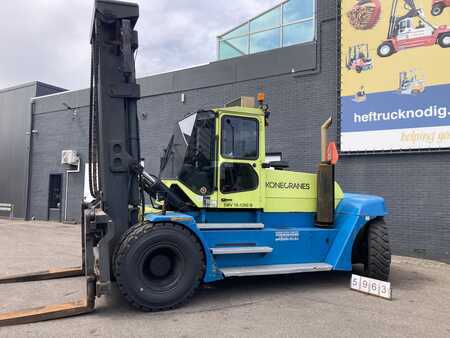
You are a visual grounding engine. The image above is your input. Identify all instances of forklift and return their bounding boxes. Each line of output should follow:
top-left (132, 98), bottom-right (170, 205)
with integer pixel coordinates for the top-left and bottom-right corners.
top-left (353, 86), bottom-right (368, 102)
top-left (0, 0), bottom-right (391, 326)
top-left (346, 44), bottom-right (373, 73)
top-left (432, 0), bottom-right (450, 16)
top-left (399, 69), bottom-right (425, 94)
top-left (378, 0), bottom-right (450, 57)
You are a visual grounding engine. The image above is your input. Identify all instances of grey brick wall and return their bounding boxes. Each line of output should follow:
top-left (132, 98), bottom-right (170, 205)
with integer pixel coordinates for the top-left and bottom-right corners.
top-left (338, 155), bottom-right (450, 261)
top-left (25, 0), bottom-right (450, 263)
top-left (0, 82), bottom-right (65, 218)
top-left (0, 83), bottom-right (36, 218)
top-left (29, 90), bottom-right (89, 222)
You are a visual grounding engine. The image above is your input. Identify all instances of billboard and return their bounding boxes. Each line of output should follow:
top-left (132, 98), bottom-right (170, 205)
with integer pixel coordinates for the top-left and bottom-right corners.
top-left (340, 0), bottom-right (450, 152)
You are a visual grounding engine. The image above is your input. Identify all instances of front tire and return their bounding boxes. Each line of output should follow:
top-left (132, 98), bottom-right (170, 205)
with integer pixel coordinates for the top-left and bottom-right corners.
top-left (365, 218), bottom-right (391, 281)
top-left (377, 42), bottom-right (395, 57)
top-left (432, 4), bottom-right (444, 16)
top-left (114, 222), bottom-right (205, 311)
top-left (438, 32), bottom-right (450, 48)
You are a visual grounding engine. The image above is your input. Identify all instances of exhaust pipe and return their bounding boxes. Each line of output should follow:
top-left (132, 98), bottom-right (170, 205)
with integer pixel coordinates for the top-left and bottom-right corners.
top-left (316, 117), bottom-right (335, 227)
top-left (321, 117), bottom-right (332, 162)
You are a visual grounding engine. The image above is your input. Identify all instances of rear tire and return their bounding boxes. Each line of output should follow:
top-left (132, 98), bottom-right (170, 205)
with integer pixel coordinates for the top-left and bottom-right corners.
top-left (356, 66), bottom-right (362, 73)
top-left (377, 42), bottom-right (395, 57)
top-left (365, 218), bottom-right (391, 281)
top-left (432, 4), bottom-right (444, 16)
top-left (114, 222), bottom-right (205, 311)
top-left (438, 32), bottom-right (450, 48)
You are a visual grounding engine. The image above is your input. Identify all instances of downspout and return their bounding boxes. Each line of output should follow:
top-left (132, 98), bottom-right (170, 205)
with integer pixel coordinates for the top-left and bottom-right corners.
top-left (24, 100), bottom-right (36, 220)
top-left (64, 159), bottom-right (81, 223)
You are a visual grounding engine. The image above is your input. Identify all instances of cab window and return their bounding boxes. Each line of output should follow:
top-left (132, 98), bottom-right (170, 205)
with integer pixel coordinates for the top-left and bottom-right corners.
top-left (179, 114), bottom-right (216, 195)
top-left (221, 116), bottom-right (259, 160)
top-left (220, 163), bottom-right (259, 194)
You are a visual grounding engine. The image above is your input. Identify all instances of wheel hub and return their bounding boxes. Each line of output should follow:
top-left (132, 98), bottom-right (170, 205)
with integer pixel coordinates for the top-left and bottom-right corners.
top-left (380, 45), bottom-right (390, 55)
top-left (140, 245), bottom-right (184, 290)
top-left (149, 254), bottom-right (171, 278)
top-left (432, 7), bottom-right (442, 15)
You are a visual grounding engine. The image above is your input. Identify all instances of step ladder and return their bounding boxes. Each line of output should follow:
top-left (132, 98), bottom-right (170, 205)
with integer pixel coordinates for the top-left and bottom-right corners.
top-left (197, 223), bottom-right (264, 230)
top-left (220, 263), bottom-right (333, 277)
top-left (211, 246), bottom-right (273, 255)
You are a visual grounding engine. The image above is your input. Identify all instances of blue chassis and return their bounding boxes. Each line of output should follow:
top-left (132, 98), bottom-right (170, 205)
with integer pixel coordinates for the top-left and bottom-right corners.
top-left (144, 193), bottom-right (387, 283)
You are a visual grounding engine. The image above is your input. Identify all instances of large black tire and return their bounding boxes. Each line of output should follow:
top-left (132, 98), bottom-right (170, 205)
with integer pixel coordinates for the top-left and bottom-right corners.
top-left (114, 222), bottom-right (205, 311)
top-left (377, 42), bottom-right (395, 57)
top-left (438, 32), bottom-right (450, 48)
top-left (432, 3), bottom-right (444, 16)
top-left (112, 222), bottom-right (146, 277)
top-left (366, 218), bottom-right (391, 281)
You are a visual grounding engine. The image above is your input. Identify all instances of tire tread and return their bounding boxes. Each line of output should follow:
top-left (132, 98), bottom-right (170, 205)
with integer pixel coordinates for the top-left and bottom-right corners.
top-left (366, 218), bottom-right (391, 281)
top-left (113, 222), bottom-right (205, 312)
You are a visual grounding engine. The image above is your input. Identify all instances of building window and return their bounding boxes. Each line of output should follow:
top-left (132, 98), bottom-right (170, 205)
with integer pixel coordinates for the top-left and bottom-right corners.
top-left (250, 6), bottom-right (281, 33)
top-left (219, 36), bottom-right (249, 60)
top-left (218, 0), bottom-right (316, 60)
top-left (283, 0), bottom-right (314, 23)
top-left (283, 20), bottom-right (315, 47)
top-left (250, 28), bottom-right (281, 54)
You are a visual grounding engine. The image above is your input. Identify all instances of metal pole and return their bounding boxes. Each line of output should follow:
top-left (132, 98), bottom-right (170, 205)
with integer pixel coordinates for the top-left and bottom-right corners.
top-left (64, 160), bottom-right (81, 222)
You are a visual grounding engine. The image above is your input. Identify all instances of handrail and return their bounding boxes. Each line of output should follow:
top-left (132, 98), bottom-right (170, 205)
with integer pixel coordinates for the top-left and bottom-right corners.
top-left (0, 203), bottom-right (14, 219)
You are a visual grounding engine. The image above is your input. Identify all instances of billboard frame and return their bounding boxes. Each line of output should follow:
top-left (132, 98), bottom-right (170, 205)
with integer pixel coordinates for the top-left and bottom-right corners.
top-left (336, 0), bottom-right (450, 156)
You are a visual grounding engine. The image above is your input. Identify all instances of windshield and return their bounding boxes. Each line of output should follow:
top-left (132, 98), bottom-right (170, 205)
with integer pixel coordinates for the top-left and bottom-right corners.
top-left (160, 111), bottom-right (216, 195)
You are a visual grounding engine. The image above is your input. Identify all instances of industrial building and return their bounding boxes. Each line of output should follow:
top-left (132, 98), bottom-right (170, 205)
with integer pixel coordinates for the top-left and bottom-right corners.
top-left (0, 0), bottom-right (449, 263)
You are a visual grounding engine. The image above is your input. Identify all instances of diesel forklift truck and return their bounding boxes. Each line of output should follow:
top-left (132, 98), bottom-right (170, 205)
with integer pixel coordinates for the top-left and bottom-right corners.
top-left (346, 44), bottom-right (373, 73)
top-left (378, 0), bottom-right (450, 57)
top-left (0, 0), bottom-right (391, 326)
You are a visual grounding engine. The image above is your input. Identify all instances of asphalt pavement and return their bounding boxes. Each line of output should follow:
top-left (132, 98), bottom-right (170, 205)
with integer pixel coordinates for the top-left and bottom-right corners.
top-left (0, 219), bottom-right (449, 338)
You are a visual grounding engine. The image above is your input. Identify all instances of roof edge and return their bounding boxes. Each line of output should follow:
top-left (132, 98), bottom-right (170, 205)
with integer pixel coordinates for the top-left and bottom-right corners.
top-left (0, 81), bottom-right (67, 95)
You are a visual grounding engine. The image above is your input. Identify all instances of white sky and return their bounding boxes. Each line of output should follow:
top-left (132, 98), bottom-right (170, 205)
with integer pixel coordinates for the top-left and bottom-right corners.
top-left (0, 0), bottom-right (280, 90)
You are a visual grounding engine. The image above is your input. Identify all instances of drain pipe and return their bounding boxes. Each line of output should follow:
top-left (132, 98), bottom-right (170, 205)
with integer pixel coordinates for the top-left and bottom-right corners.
top-left (64, 160), bottom-right (81, 223)
top-left (321, 117), bottom-right (333, 162)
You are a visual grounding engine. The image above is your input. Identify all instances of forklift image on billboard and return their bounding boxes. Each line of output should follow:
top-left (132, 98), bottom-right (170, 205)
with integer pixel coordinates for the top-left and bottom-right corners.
top-left (346, 44), bottom-right (374, 73)
top-left (377, 0), bottom-right (450, 57)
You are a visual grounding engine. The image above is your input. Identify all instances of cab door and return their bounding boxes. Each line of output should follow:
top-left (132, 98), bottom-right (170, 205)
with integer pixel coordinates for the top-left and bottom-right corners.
top-left (217, 114), bottom-right (263, 209)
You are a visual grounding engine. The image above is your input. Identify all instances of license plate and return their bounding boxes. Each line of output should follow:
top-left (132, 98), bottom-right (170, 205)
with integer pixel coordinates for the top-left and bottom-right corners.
top-left (350, 274), bottom-right (392, 300)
